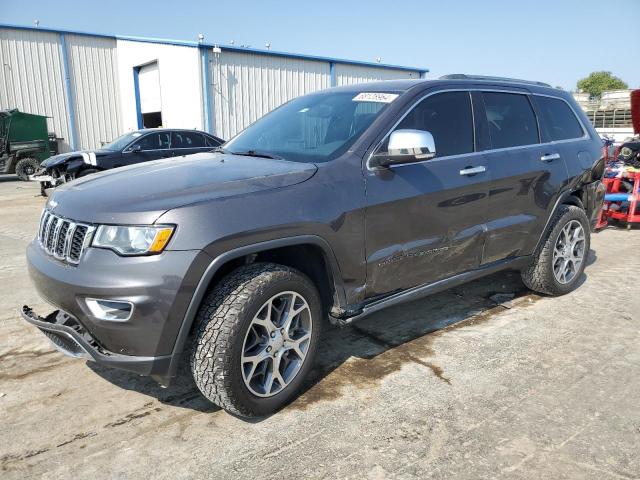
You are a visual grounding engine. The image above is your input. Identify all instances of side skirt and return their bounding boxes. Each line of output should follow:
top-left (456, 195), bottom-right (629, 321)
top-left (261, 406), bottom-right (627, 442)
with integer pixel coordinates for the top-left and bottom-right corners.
top-left (332, 256), bottom-right (530, 326)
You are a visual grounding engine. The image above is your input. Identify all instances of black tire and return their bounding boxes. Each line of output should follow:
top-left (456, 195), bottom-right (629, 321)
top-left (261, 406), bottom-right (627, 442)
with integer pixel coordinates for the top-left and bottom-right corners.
top-left (190, 262), bottom-right (322, 417)
top-left (77, 168), bottom-right (98, 178)
top-left (14, 157), bottom-right (40, 181)
top-left (521, 205), bottom-right (590, 296)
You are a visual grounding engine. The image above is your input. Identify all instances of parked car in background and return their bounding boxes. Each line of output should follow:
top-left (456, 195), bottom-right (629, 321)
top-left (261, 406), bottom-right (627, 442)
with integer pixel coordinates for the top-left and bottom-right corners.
top-left (0, 109), bottom-right (59, 180)
top-left (34, 128), bottom-right (223, 194)
top-left (22, 76), bottom-right (605, 418)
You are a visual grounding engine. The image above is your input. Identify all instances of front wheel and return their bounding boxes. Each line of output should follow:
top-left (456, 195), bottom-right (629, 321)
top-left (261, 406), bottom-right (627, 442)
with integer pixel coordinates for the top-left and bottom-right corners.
top-left (190, 263), bottom-right (322, 417)
top-left (521, 205), bottom-right (590, 296)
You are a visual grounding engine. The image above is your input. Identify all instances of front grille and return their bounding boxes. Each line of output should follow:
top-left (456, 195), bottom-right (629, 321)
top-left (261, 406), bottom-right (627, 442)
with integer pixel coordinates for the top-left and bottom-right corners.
top-left (38, 209), bottom-right (94, 264)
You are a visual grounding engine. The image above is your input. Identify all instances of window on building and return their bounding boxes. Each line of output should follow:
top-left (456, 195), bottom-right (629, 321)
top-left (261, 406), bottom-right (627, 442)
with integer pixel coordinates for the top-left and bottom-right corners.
top-left (483, 92), bottom-right (539, 149)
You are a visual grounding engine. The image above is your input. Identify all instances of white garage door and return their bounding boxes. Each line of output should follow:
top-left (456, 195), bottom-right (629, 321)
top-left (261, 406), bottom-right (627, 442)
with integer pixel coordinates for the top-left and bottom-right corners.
top-left (138, 62), bottom-right (161, 114)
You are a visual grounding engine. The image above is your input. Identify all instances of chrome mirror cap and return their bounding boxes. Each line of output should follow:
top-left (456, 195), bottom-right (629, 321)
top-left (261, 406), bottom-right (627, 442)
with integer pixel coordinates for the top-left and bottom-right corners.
top-left (388, 129), bottom-right (436, 160)
top-left (369, 129), bottom-right (437, 169)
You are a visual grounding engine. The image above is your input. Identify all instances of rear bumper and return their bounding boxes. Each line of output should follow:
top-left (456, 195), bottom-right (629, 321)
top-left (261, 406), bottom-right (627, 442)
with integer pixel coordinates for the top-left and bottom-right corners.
top-left (21, 305), bottom-right (172, 377)
top-left (586, 180), bottom-right (606, 229)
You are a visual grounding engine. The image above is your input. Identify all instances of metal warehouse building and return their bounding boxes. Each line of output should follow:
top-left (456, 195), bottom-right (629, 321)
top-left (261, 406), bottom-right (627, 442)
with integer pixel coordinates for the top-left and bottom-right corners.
top-left (0, 24), bottom-right (427, 152)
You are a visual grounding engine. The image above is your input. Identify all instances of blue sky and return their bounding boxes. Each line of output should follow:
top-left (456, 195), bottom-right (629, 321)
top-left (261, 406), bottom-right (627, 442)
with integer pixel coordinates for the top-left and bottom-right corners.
top-left (2, 0), bottom-right (638, 90)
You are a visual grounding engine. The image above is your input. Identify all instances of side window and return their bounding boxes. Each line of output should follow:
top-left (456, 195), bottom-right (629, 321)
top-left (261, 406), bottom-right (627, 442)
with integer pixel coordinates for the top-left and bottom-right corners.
top-left (133, 133), bottom-right (161, 151)
top-left (483, 92), bottom-right (539, 149)
top-left (395, 91), bottom-right (474, 157)
top-left (205, 135), bottom-right (222, 147)
top-left (534, 96), bottom-right (584, 142)
top-left (171, 131), bottom-right (205, 149)
top-left (159, 132), bottom-right (171, 149)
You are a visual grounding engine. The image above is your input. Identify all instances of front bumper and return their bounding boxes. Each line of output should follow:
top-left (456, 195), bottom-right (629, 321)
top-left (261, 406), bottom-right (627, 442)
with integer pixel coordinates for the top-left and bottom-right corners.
top-left (21, 305), bottom-right (171, 376)
top-left (25, 239), bottom-right (210, 359)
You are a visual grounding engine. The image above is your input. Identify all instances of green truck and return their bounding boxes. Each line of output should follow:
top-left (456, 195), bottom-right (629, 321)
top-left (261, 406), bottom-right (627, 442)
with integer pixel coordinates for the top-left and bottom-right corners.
top-left (0, 109), bottom-right (58, 180)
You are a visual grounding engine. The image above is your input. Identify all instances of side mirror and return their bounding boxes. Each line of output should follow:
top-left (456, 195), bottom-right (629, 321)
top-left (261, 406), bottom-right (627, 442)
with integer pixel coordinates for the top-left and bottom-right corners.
top-left (369, 129), bottom-right (436, 169)
top-left (127, 144), bottom-right (142, 153)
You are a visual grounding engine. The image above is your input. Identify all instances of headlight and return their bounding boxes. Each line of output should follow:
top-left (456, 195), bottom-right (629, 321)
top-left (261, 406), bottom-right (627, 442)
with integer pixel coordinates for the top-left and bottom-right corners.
top-left (620, 147), bottom-right (633, 159)
top-left (92, 225), bottom-right (174, 255)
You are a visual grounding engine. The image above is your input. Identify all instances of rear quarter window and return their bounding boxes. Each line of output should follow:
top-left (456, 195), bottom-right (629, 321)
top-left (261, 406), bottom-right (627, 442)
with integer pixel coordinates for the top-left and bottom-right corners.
top-left (534, 96), bottom-right (585, 142)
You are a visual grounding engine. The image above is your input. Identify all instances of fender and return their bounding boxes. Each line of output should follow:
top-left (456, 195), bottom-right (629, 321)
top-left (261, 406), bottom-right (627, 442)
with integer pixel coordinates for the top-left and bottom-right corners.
top-left (533, 187), bottom-right (587, 252)
top-left (167, 234), bottom-right (347, 377)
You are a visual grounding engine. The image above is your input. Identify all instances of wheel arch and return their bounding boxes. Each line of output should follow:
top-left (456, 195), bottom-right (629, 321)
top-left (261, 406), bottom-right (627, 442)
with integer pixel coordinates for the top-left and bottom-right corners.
top-left (533, 189), bottom-right (588, 253)
top-left (167, 235), bottom-right (346, 377)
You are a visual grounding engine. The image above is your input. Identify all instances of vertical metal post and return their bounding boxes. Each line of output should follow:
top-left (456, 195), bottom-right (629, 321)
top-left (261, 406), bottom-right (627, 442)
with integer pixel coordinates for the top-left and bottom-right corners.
top-left (59, 33), bottom-right (78, 150)
top-left (200, 45), bottom-right (214, 134)
top-left (133, 66), bottom-right (143, 129)
top-left (329, 62), bottom-right (336, 87)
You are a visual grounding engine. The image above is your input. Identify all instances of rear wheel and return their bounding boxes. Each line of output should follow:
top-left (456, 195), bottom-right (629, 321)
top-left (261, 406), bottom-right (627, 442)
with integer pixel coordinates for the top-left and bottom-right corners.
top-left (190, 262), bottom-right (322, 417)
top-left (521, 205), bottom-right (590, 296)
top-left (14, 157), bottom-right (40, 181)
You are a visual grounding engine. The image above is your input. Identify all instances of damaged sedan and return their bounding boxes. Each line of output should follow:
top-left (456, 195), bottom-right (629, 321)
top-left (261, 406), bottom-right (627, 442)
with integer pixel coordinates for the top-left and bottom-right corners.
top-left (34, 128), bottom-right (223, 194)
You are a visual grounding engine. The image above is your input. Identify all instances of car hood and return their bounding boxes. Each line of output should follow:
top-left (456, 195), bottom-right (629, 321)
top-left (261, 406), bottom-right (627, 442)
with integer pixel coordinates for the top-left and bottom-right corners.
top-left (47, 152), bottom-right (318, 224)
top-left (42, 149), bottom-right (112, 168)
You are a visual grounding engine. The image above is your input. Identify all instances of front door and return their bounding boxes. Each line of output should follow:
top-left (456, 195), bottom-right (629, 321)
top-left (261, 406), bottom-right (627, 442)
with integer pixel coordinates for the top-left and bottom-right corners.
top-left (122, 131), bottom-right (172, 166)
top-left (364, 90), bottom-right (491, 298)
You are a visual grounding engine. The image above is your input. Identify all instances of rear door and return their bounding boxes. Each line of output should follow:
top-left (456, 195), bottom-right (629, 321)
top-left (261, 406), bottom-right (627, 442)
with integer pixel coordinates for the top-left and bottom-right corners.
top-left (364, 90), bottom-right (490, 297)
top-left (170, 131), bottom-right (210, 157)
top-left (479, 90), bottom-right (568, 264)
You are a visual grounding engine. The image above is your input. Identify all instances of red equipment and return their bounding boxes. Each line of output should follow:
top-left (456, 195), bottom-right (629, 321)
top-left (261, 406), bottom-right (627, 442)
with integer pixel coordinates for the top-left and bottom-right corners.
top-left (632, 89), bottom-right (640, 135)
top-left (596, 171), bottom-right (640, 229)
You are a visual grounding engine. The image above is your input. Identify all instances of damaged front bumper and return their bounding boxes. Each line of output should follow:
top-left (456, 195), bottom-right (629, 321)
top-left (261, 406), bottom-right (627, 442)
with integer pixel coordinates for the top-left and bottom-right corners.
top-left (21, 305), bottom-right (173, 380)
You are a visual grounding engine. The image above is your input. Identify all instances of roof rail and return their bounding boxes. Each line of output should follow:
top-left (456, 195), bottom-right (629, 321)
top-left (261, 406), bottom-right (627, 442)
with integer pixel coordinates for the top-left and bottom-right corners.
top-left (439, 74), bottom-right (551, 88)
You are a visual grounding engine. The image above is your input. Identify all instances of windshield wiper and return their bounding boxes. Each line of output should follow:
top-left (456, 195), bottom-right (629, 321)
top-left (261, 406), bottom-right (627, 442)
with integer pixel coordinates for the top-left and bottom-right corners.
top-left (229, 149), bottom-right (283, 160)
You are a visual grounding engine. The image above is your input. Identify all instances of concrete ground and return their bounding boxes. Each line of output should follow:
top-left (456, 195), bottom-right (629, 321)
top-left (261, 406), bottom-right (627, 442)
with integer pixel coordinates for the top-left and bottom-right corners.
top-left (1, 176), bottom-right (639, 480)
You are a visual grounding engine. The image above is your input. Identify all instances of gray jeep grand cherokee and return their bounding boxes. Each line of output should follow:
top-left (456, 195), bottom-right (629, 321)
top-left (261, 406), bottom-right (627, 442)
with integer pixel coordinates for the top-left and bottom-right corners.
top-left (22, 75), bottom-right (606, 417)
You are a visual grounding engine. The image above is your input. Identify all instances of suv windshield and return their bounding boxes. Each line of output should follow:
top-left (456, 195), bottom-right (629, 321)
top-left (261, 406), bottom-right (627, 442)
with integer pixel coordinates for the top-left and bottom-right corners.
top-left (102, 132), bottom-right (144, 151)
top-left (224, 91), bottom-right (397, 163)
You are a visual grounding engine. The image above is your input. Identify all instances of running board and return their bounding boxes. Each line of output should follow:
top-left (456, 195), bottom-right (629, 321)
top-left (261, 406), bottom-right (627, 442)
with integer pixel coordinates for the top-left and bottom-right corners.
top-left (332, 256), bottom-right (530, 326)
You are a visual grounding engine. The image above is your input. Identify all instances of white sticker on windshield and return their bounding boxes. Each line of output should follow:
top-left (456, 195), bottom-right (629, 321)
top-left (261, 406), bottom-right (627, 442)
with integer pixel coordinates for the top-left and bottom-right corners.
top-left (352, 92), bottom-right (399, 103)
top-left (132, 132), bottom-right (142, 137)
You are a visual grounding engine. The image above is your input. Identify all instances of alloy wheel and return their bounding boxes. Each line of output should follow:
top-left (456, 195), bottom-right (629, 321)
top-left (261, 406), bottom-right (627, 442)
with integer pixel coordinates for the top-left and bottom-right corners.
top-left (241, 291), bottom-right (313, 397)
top-left (552, 220), bottom-right (585, 284)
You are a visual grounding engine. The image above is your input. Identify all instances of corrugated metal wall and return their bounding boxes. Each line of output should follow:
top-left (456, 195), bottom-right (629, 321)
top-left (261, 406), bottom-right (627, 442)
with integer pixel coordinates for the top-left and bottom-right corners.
top-left (0, 28), bottom-right (72, 151)
top-left (2, 26), bottom-right (424, 154)
top-left (65, 34), bottom-right (121, 149)
top-left (210, 51), bottom-right (331, 140)
top-left (335, 63), bottom-right (419, 86)
top-left (208, 51), bottom-right (422, 139)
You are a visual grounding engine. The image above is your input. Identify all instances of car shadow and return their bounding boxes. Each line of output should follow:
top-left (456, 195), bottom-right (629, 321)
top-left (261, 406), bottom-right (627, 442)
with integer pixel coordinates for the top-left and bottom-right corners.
top-left (0, 175), bottom-right (20, 183)
top-left (88, 251), bottom-right (597, 419)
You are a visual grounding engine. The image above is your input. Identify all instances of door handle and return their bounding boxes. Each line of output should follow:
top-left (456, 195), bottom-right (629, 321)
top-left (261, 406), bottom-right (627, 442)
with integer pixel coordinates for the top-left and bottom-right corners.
top-left (459, 166), bottom-right (487, 176)
top-left (540, 153), bottom-right (561, 162)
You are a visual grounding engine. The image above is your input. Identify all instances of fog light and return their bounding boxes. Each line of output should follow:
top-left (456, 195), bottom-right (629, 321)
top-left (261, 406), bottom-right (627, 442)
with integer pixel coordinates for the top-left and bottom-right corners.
top-left (85, 298), bottom-right (133, 321)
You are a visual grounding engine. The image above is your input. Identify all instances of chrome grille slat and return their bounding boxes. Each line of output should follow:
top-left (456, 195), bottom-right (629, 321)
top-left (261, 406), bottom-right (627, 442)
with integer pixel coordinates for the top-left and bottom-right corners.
top-left (42, 213), bottom-right (54, 247)
top-left (36, 209), bottom-right (92, 265)
top-left (51, 219), bottom-right (63, 255)
top-left (63, 222), bottom-right (77, 260)
top-left (45, 217), bottom-right (58, 252)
